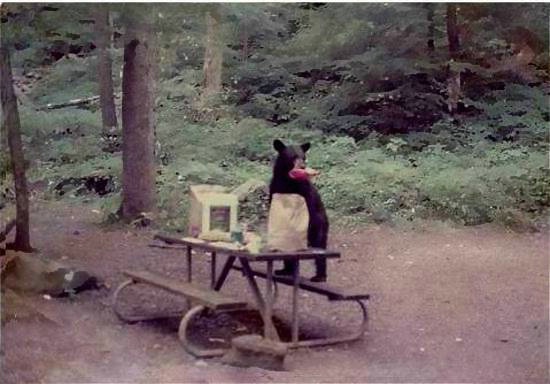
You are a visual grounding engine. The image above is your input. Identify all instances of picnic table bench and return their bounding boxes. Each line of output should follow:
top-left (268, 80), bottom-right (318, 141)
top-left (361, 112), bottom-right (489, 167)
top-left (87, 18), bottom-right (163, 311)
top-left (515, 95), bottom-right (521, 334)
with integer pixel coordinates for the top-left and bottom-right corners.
top-left (113, 269), bottom-right (248, 357)
top-left (112, 233), bottom-right (370, 357)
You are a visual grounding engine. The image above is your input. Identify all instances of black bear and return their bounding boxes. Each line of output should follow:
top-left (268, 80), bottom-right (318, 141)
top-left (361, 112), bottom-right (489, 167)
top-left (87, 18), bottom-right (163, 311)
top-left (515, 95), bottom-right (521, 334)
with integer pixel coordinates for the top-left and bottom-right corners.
top-left (269, 139), bottom-right (329, 282)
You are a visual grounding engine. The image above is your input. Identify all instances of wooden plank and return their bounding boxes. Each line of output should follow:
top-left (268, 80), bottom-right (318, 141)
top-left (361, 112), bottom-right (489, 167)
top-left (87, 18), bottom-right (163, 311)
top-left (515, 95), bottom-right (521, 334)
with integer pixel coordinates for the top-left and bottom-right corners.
top-left (123, 270), bottom-right (247, 310)
top-left (232, 266), bottom-right (370, 301)
top-left (154, 233), bottom-right (341, 261)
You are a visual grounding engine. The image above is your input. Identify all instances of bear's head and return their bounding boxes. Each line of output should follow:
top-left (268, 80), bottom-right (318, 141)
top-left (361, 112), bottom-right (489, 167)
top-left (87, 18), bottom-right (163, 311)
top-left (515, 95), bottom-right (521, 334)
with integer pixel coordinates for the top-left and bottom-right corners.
top-left (272, 139), bottom-right (311, 179)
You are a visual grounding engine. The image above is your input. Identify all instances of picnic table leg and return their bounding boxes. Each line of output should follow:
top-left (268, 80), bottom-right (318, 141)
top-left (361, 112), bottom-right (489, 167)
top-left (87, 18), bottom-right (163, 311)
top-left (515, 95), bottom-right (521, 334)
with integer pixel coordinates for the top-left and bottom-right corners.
top-left (264, 260), bottom-right (276, 340)
top-left (210, 252), bottom-right (217, 289)
top-left (291, 260), bottom-right (300, 345)
top-left (213, 255), bottom-right (236, 291)
top-left (186, 246), bottom-right (192, 283)
top-left (239, 258), bottom-right (280, 341)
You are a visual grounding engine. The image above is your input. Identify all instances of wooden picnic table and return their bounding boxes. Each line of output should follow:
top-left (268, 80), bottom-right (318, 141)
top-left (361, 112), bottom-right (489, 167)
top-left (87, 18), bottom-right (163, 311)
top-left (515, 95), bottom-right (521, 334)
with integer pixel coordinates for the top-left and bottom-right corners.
top-left (113, 233), bottom-right (369, 357)
top-left (154, 233), bottom-right (341, 343)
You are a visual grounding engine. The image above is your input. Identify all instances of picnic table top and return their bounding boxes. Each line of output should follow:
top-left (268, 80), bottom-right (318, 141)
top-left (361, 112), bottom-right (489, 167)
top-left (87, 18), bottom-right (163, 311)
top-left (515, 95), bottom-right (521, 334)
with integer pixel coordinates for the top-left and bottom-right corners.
top-left (154, 233), bottom-right (341, 262)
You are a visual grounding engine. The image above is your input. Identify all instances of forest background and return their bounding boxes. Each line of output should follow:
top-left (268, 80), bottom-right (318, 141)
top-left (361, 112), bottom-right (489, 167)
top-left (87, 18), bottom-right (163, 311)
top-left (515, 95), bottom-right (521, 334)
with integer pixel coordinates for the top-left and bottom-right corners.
top-left (1, 2), bottom-right (549, 244)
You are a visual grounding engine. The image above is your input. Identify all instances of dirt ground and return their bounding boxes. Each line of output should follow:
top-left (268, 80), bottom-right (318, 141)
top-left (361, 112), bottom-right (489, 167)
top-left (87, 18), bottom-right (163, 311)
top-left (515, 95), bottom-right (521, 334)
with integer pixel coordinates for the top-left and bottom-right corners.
top-left (1, 200), bottom-right (548, 383)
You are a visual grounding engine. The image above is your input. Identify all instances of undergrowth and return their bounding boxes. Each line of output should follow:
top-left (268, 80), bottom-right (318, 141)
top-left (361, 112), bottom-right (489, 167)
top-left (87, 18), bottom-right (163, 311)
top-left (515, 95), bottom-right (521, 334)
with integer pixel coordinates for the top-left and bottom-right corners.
top-left (11, 72), bottom-right (550, 233)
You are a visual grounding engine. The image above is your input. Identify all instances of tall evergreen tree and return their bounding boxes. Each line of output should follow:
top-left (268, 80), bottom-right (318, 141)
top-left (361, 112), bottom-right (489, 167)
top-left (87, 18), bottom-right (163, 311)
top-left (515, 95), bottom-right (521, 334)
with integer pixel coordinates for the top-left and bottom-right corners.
top-left (446, 3), bottom-right (460, 58)
top-left (120, 7), bottom-right (156, 221)
top-left (202, 6), bottom-right (223, 103)
top-left (425, 3), bottom-right (436, 53)
top-left (0, 21), bottom-right (32, 252)
top-left (95, 7), bottom-right (118, 133)
top-left (446, 3), bottom-right (461, 114)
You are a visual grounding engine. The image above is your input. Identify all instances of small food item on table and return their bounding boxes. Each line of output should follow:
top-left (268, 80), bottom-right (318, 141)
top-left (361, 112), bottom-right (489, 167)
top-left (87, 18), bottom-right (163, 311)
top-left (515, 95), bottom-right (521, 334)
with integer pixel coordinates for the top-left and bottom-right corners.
top-left (230, 224), bottom-right (244, 244)
top-left (244, 232), bottom-right (263, 254)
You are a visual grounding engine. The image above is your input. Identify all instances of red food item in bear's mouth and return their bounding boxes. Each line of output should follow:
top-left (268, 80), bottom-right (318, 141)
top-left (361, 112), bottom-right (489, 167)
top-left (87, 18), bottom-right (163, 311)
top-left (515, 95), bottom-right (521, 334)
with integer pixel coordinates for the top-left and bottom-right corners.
top-left (289, 168), bottom-right (319, 180)
top-left (289, 168), bottom-right (308, 180)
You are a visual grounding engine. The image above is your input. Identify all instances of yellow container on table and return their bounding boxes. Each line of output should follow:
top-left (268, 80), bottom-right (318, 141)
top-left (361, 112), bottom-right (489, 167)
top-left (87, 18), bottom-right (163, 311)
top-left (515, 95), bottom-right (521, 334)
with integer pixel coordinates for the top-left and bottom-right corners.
top-left (188, 185), bottom-right (238, 239)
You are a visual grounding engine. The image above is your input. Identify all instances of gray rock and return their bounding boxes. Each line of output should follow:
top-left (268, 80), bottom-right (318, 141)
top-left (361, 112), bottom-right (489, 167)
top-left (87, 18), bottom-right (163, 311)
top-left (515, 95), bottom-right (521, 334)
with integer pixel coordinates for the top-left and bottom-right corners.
top-left (3, 253), bottom-right (99, 297)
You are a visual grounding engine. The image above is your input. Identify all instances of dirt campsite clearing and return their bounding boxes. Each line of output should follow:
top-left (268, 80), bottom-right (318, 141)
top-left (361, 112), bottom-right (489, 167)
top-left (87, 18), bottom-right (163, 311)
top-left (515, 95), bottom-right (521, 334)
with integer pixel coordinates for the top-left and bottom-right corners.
top-left (2, 200), bottom-right (548, 383)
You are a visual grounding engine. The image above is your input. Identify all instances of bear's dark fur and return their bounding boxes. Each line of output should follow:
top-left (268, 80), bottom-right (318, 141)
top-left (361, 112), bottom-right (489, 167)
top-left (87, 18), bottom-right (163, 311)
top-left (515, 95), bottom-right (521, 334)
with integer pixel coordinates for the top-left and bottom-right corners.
top-left (269, 139), bottom-right (329, 282)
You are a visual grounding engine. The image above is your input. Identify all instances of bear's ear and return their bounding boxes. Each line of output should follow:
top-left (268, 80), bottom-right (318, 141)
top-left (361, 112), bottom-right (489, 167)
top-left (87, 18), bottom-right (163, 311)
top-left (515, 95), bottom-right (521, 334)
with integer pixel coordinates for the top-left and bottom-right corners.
top-left (273, 139), bottom-right (286, 153)
top-left (301, 142), bottom-right (311, 153)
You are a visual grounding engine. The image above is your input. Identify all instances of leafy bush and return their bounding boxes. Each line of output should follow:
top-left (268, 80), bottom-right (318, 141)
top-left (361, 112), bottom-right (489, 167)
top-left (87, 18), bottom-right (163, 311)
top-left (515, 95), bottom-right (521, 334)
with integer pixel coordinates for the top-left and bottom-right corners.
top-left (307, 136), bottom-right (358, 168)
top-left (464, 84), bottom-right (549, 145)
top-left (19, 106), bottom-right (100, 144)
top-left (230, 118), bottom-right (322, 161)
top-left (158, 71), bottom-right (202, 102)
top-left (29, 55), bottom-right (100, 105)
top-left (18, 78), bottom-right (549, 232)
top-left (311, 143), bottom-right (549, 228)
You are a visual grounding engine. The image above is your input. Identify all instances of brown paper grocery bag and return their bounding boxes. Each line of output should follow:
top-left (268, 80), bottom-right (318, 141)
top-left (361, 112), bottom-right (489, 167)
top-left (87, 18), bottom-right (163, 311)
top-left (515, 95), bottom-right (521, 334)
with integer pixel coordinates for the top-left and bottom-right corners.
top-left (267, 194), bottom-right (309, 251)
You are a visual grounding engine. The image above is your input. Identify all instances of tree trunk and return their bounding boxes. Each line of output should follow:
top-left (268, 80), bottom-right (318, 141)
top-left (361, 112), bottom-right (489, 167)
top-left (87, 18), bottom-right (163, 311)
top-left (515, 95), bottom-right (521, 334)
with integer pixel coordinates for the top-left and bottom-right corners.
top-left (241, 25), bottom-right (249, 62)
top-left (0, 44), bottom-right (32, 252)
top-left (202, 9), bottom-right (223, 102)
top-left (446, 4), bottom-right (461, 115)
top-left (0, 99), bottom-right (7, 177)
top-left (95, 8), bottom-right (118, 133)
top-left (120, 16), bottom-right (156, 221)
top-left (446, 3), bottom-right (460, 58)
top-left (426, 3), bottom-right (435, 53)
top-left (446, 70), bottom-right (461, 114)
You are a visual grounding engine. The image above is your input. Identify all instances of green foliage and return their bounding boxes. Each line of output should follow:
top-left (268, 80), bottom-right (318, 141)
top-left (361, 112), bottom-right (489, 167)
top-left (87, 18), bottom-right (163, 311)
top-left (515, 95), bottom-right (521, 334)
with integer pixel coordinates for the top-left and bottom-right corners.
top-left (235, 118), bottom-right (325, 162)
top-left (18, 106), bottom-right (102, 176)
top-left (464, 84), bottom-right (549, 145)
top-left (19, 82), bottom-right (549, 232)
top-left (306, 136), bottom-right (357, 168)
top-left (0, 152), bottom-right (10, 182)
top-left (4, 3), bottom-right (97, 69)
top-left (28, 56), bottom-right (100, 105)
top-left (312, 142), bottom-right (549, 228)
top-left (8, 2), bottom-right (549, 232)
top-left (28, 155), bottom-right (121, 195)
top-left (159, 71), bottom-right (202, 101)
